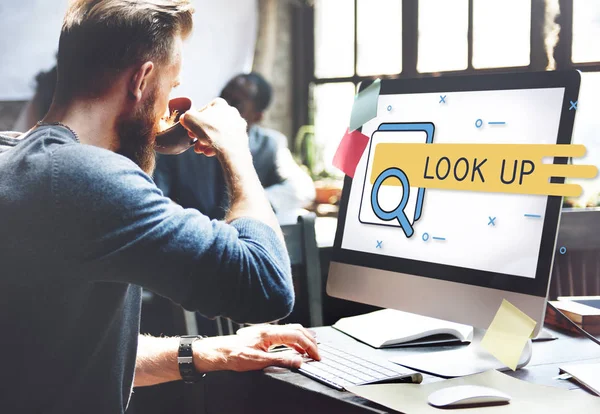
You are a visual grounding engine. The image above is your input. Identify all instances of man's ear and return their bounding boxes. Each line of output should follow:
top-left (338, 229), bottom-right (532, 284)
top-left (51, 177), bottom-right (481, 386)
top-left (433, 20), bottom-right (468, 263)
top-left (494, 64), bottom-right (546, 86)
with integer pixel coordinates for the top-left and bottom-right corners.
top-left (129, 62), bottom-right (154, 102)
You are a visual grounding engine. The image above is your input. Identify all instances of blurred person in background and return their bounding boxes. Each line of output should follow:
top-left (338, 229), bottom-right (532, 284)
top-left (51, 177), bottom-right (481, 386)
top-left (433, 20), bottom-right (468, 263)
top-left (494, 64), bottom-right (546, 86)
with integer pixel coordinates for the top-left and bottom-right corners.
top-left (154, 72), bottom-right (315, 222)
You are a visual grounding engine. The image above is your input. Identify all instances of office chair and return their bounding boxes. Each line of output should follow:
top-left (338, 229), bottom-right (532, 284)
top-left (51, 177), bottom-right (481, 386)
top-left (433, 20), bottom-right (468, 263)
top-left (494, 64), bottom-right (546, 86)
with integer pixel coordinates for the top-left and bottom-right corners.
top-left (280, 212), bottom-right (324, 327)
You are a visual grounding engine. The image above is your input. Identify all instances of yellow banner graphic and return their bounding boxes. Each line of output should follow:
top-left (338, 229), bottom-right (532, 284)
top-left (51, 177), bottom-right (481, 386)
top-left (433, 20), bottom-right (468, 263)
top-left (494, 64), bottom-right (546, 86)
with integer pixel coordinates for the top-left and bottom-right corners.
top-left (370, 144), bottom-right (598, 197)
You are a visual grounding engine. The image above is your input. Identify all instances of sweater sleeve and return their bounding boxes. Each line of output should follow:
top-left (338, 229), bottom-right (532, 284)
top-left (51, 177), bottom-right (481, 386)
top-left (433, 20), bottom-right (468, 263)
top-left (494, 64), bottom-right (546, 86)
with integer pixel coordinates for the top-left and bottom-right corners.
top-left (51, 145), bottom-right (294, 324)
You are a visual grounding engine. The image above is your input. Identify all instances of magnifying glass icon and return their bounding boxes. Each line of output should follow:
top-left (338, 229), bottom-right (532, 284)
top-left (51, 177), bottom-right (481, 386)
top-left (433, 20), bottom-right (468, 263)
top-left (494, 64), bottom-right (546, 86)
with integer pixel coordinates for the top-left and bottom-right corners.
top-left (371, 167), bottom-right (414, 238)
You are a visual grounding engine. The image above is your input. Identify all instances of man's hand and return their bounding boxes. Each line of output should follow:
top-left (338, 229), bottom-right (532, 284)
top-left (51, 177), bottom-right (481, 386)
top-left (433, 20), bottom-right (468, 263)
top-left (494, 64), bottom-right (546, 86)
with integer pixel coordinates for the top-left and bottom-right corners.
top-left (193, 324), bottom-right (321, 373)
top-left (180, 98), bottom-right (249, 158)
top-left (179, 98), bottom-right (283, 237)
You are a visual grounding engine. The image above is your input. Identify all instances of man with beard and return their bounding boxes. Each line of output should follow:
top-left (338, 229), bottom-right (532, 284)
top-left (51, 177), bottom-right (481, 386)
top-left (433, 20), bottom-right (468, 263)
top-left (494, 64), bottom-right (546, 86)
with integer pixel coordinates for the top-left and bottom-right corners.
top-left (0, 1), bottom-right (319, 413)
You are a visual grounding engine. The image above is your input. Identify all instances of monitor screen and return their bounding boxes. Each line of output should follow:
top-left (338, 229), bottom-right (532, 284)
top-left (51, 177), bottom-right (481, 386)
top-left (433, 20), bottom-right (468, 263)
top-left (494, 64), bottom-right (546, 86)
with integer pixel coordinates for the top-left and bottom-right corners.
top-left (333, 72), bottom-right (580, 297)
top-left (343, 87), bottom-right (565, 279)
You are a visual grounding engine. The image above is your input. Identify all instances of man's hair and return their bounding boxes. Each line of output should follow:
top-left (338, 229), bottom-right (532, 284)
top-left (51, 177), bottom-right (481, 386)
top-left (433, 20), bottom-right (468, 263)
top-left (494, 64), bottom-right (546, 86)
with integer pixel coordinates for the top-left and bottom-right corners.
top-left (228, 72), bottom-right (272, 112)
top-left (56, 0), bottom-right (194, 101)
top-left (245, 73), bottom-right (272, 112)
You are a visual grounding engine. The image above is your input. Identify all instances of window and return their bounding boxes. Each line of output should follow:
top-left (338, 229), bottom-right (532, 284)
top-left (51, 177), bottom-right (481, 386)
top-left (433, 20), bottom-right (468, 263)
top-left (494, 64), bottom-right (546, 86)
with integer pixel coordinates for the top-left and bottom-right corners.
top-left (567, 72), bottom-right (600, 207)
top-left (472, 0), bottom-right (531, 69)
top-left (418, 0), bottom-right (468, 73)
top-left (572, 0), bottom-right (600, 63)
top-left (357, 0), bottom-right (403, 76)
top-left (568, 0), bottom-right (600, 207)
top-left (314, 0), bottom-right (354, 79)
top-left (312, 0), bottom-right (402, 175)
top-left (306, 0), bottom-right (600, 205)
top-left (311, 82), bottom-right (356, 174)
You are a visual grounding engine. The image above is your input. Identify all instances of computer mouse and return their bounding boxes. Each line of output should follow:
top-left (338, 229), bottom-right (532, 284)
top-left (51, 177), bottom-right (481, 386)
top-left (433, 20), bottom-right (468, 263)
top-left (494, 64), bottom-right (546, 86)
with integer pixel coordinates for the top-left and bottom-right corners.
top-left (428, 385), bottom-right (511, 408)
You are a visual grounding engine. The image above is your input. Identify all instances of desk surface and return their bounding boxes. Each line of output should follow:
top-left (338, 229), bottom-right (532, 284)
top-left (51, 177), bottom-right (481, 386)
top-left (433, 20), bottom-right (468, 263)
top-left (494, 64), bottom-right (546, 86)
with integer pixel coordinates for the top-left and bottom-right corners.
top-left (201, 326), bottom-right (600, 414)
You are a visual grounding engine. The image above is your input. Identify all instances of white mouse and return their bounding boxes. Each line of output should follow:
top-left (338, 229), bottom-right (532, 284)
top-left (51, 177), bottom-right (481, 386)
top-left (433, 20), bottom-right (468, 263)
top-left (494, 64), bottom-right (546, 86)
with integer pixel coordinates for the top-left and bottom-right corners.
top-left (428, 385), bottom-right (511, 408)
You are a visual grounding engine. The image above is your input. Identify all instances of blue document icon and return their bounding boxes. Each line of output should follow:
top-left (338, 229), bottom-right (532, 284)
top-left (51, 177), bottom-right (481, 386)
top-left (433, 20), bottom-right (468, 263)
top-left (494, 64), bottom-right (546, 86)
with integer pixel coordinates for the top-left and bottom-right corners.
top-left (359, 122), bottom-right (435, 235)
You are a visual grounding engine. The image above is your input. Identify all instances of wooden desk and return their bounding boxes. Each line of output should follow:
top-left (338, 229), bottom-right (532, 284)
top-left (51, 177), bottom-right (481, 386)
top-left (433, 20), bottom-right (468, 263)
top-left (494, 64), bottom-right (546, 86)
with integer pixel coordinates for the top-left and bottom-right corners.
top-left (197, 326), bottom-right (600, 414)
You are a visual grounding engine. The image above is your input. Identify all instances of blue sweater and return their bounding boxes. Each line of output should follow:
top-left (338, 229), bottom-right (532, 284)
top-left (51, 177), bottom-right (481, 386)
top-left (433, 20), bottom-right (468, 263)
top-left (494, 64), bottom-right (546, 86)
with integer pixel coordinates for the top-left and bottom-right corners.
top-left (0, 125), bottom-right (293, 413)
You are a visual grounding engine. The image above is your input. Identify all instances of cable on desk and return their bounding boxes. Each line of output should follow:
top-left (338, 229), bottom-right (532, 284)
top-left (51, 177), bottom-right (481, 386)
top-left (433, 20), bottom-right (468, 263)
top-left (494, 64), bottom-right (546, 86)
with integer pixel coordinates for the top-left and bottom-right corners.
top-left (546, 302), bottom-right (600, 347)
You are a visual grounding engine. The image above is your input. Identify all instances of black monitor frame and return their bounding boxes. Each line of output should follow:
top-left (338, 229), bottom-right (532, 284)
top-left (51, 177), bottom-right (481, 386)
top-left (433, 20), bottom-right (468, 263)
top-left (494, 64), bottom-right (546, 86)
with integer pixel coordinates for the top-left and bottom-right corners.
top-left (332, 70), bottom-right (581, 298)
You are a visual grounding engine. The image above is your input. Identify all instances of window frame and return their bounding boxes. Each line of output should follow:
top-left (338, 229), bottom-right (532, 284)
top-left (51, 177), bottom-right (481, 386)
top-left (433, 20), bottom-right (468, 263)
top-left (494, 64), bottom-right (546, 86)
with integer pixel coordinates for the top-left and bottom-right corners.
top-left (293, 0), bottom-right (600, 134)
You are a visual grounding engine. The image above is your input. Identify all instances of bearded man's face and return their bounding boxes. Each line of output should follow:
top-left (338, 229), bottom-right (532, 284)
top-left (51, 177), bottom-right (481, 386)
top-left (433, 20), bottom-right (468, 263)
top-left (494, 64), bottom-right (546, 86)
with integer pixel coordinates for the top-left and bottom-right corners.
top-left (116, 87), bottom-right (159, 175)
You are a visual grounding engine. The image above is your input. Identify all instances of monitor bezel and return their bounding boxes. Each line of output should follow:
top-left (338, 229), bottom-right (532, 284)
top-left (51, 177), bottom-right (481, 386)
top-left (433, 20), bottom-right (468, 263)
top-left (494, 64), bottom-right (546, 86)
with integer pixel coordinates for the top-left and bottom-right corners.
top-left (332, 70), bottom-right (581, 298)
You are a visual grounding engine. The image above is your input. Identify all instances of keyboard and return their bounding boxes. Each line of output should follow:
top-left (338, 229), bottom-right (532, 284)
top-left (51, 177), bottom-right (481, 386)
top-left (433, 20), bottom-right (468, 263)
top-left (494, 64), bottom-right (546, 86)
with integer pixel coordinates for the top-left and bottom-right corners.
top-left (298, 343), bottom-right (423, 391)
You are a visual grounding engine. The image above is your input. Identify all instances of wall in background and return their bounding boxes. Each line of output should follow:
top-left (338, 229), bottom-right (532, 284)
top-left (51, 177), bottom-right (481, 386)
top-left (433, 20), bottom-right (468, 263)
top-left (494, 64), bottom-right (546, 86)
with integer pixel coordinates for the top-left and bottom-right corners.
top-left (0, 1), bottom-right (65, 101)
top-left (179, 0), bottom-right (257, 106)
top-left (0, 0), bottom-right (257, 129)
top-left (0, 102), bottom-right (26, 131)
top-left (253, 0), bottom-right (294, 143)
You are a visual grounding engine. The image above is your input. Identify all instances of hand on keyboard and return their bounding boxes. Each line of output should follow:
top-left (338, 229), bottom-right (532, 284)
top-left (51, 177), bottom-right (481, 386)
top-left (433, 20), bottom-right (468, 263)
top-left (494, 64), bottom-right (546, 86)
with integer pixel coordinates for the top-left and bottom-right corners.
top-left (298, 343), bottom-right (421, 390)
top-left (194, 324), bottom-right (320, 373)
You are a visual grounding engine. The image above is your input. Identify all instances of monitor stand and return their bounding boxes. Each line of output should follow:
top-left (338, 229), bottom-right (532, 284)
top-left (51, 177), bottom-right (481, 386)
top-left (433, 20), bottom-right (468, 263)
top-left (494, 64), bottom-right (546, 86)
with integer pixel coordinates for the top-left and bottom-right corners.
top-left (389, 328), bottom-right (532, 378)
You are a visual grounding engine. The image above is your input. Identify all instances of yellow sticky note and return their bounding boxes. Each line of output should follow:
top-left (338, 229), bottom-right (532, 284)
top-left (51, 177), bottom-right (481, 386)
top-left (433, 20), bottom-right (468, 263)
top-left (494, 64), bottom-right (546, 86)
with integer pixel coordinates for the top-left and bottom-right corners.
top-left (480, 299), bottom-right (537, 371)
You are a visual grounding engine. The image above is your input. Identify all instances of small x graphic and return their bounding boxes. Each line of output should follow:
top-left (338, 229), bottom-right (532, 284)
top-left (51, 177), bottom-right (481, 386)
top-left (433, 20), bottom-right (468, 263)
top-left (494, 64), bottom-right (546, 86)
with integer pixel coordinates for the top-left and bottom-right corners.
top-left (569, 100), bottom-right (578, 111)
top-left (376, 240), bottom-right (383, 249)
top-left (439, 95), bottom-right (447, 104)
top-left (488, 216), bottom-right (496, 226)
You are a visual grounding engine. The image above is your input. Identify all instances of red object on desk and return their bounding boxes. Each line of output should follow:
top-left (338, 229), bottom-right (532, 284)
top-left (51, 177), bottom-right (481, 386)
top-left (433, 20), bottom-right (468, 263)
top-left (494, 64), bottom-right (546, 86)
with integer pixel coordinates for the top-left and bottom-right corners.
top-left (332, 129), bottom-right (370, 179)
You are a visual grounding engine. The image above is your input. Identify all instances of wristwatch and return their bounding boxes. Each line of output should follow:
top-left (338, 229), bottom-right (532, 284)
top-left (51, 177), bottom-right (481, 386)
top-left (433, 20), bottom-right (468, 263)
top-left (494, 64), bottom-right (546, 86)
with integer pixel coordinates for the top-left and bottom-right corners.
top-left (178, 335), bottom-right (206, 384)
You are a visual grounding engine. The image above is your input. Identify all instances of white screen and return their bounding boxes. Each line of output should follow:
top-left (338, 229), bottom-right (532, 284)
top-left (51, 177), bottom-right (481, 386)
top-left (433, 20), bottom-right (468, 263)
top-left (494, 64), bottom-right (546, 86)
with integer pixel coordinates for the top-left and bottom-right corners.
top-left (342, 87), bottom-right (566, 279)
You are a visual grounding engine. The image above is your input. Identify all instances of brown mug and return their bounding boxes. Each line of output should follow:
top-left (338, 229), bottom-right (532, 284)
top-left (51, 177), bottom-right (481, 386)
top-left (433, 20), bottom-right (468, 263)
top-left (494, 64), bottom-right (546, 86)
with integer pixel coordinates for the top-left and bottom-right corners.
top-left (155, 97), bottom-right (197, 155)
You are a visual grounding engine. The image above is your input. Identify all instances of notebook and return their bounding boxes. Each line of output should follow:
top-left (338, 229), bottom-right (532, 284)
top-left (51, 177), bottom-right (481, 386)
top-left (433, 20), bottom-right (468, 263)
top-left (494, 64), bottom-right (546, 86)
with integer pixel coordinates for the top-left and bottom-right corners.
top-left (333, 309), bottom-right (473, 349)
top-left (550, 298), bottom-right (600, 334)
top-left (558, 295), bottom-right (600, 311)
top-left (560, 362), bottom-right (600, 396)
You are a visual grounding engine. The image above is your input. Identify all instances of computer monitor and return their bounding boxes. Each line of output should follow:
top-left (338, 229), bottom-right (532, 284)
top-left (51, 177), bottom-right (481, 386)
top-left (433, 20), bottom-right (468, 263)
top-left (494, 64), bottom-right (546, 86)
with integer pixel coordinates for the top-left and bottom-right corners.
top-left (327, 70), bottom-right (581, 376)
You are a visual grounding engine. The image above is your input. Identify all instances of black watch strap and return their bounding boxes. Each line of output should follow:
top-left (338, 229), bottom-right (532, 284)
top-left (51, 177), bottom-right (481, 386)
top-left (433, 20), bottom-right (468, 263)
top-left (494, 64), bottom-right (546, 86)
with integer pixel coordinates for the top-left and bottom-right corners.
top-left (178, 335), bottom-right (206, 384)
